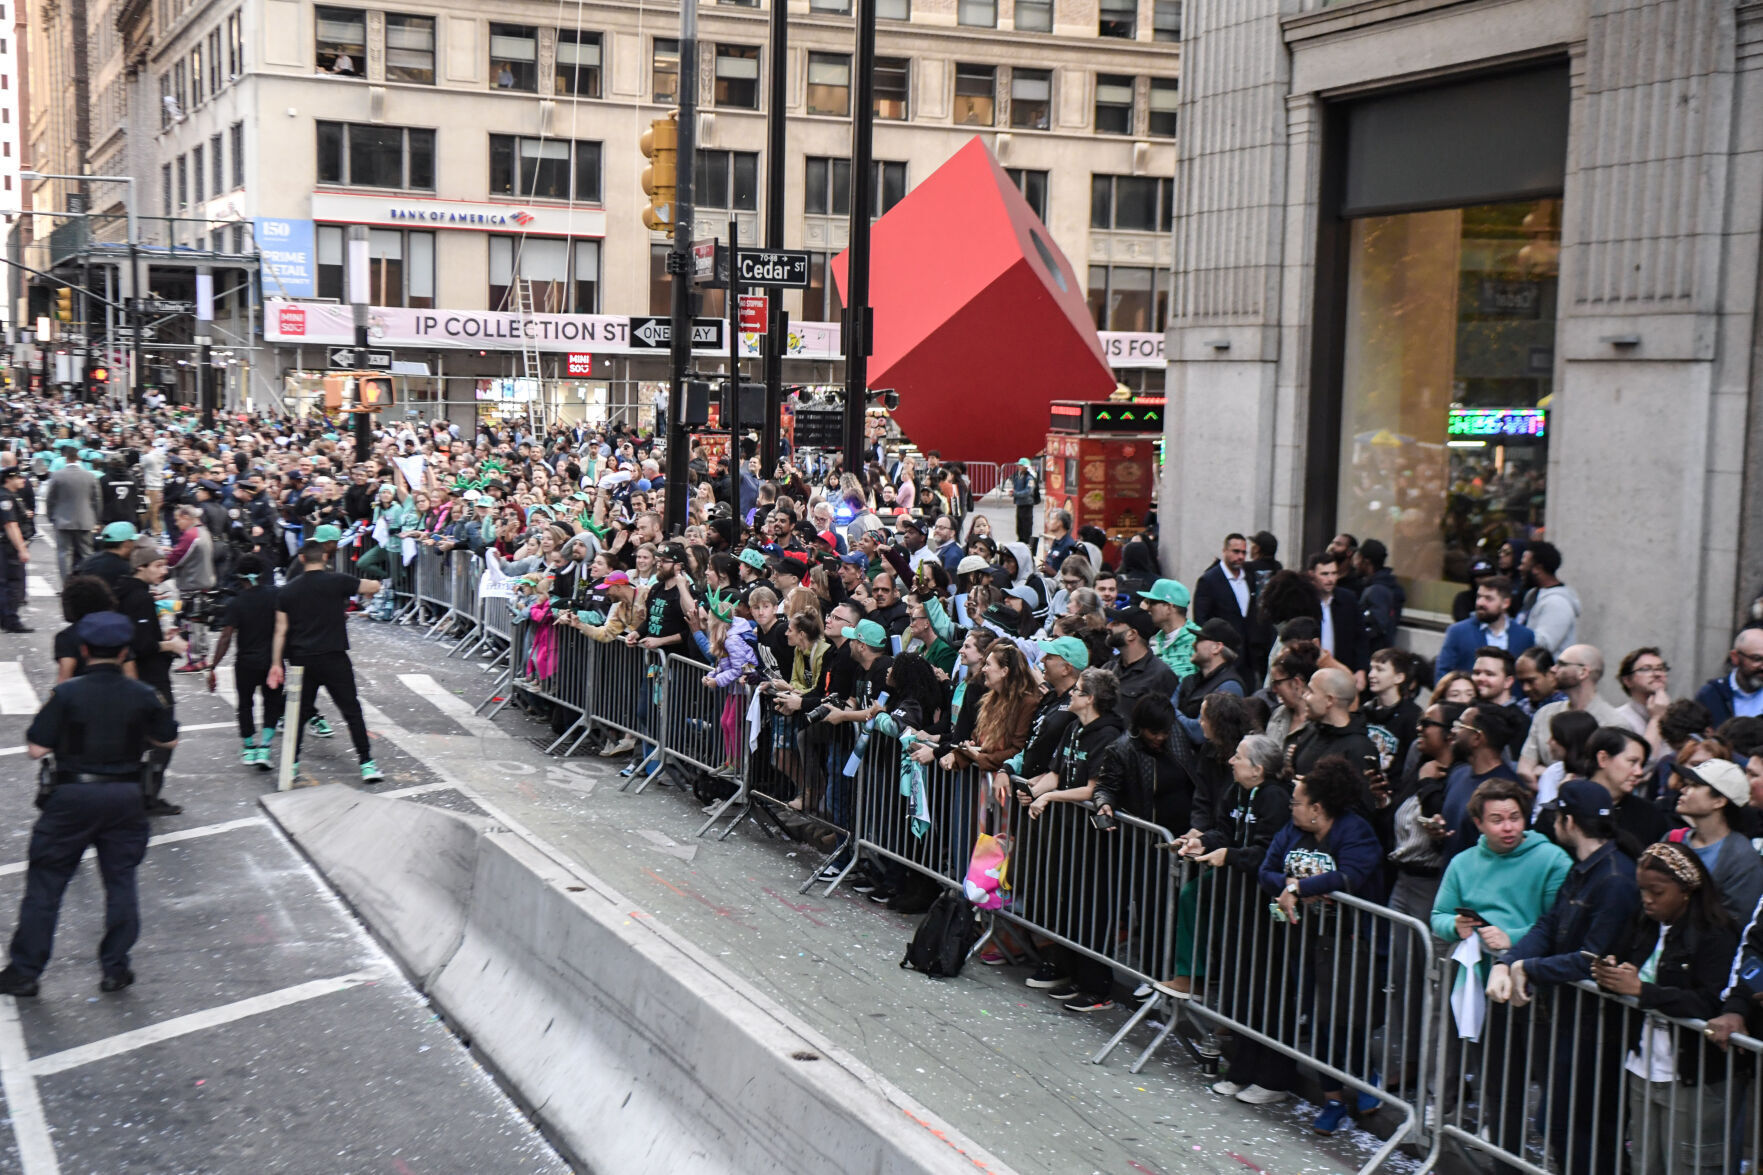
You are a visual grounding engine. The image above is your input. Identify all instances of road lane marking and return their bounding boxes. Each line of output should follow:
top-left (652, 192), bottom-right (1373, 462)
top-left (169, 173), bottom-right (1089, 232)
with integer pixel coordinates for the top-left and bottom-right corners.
top-left (0, 720), bottom-right (239, 758)
top-left (0, 994), bottom-right (60, 1173)
top-left (395, 673), bottom-right (509, 740)
top-left (211, 665), bottom-right (237, 708)
top-left (0, 817), bottom-right (269, 878)
top-left (0, 664), bottom-right (37, 714)
top-left (29, 966), bottom-right (386, 1077)
top-left (24, 578), bottom-right (52, 598)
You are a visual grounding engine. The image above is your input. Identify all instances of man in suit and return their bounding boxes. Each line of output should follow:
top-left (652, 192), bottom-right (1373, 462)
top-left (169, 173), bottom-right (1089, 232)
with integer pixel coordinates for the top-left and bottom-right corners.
top-left (1434, 575), bottom-right (1535, 684)
top-left (44, 445), bottom-right (102, 579)
top-left (1193, 532), bottom-right (1253, 654)
top-left (1307, 550), bottom-right (1367, 680)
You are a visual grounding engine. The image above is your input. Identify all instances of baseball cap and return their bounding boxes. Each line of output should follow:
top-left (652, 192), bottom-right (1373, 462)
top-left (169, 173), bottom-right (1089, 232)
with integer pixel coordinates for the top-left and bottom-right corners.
top-left (840, 619), bottom-right (889, 648)
top-left (898, 516), bottom-right (928, 535)
top-left (839, 551), bottom-right (869, 568)
top-left (1036, 635), bottom-right (1091, 672)
top-left (1673, 758), bottom-right (1750, 808)
top-left (656, 542), bottom-right (688, 564)
top-left (99, 521), bottom-right (139, 543)
top-left (1106, 607), bottom-right (1157, 641)
top-left (816, 529), bottom-right (839, 549)
top-left (956, 555), bottom-right (990, 577)
top-left (1547, 778), bottom-right (1614, 821)
top-left (594, 571), bottom-right (633, 590)
top-left (1140, 578), bottom-right (1191, 609)
top-left (738, 548), bottom-right (769, 571)
top-left (312, 524), bottom-right (343, 544)
top-left (1197, 618), bottom-right (1241, 651)
top-left (74, 611), bottom-right (133, 647)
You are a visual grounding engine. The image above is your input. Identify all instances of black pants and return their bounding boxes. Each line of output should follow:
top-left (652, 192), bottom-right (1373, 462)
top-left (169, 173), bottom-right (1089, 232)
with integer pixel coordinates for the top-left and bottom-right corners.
top-left (291, 652), bottom-right (371, 762)
top-left (0, 552), bottom-right (22, 628)
top-left (1015, 504), bottom-right (1034, 544)
top-left (143, 674), bottom-right (175, 798)
top-left (234, 657), bottom-right (285, 739)
top-left (8, 782), bottom-right (150, 978)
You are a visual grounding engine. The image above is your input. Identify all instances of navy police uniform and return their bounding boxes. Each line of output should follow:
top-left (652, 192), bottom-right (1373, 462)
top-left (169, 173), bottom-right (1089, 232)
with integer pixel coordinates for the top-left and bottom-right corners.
top-left (0, 613), bottom-right (177, 993)
top-left (0, 479), bottom-right (27, 631)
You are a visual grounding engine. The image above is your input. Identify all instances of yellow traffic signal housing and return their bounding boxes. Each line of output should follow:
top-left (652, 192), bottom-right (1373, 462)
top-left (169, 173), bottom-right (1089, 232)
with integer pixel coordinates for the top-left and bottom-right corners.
top-left (640, 114), bottom-right (679, 235)
top-left (54, 288), bottom-right (74, 323)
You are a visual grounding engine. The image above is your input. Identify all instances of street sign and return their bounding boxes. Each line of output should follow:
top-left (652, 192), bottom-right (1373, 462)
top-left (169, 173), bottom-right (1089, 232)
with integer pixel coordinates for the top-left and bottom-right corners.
top-left (692, 240), bottom-right (717, 282)
top-left (327, 346), bottom-right (394, 370)
top-left (738, 294), bottom-right (768, 333)
top-left (793, 407), bottom-right (845, 450)
top-left (734, 250), bottom-right (811, 289)
top-left (565, 353), bottom-right (594, 377)
top-left (134, 298), bottom-right (196, 315)
top-left (626, 316), bottom-right (726, 350)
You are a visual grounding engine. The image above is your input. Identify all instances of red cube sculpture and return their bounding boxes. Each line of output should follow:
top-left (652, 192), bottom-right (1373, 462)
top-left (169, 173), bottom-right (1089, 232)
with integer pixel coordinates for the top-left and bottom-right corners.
top-left (832, 137), bottom-right (1117, 466)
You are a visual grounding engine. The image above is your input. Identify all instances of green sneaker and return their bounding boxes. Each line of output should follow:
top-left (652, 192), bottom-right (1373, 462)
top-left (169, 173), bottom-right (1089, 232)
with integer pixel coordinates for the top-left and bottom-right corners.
top-left (241, 740), bottom-right (257, 767)
top-left (308, 715), bottom-right (335, 739)
top-left (360, 760), bottom-right (385, 784)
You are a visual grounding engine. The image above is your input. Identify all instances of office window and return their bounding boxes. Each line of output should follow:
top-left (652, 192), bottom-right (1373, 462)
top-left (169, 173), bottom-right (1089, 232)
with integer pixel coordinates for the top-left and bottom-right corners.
top-left (316, 122), bottom-right (435, 190)
top-left (652, 38), bottom-right (678, 104)
top-left (1095, 74), bottom-right (1133, 135)
top-left (231, 122), bottom-right (245, 188)
top-left (1090, 174), bottom-right (1173, 232)
top-left (805, 157), bottom-right (905, 217)
top-left (804, 252), bottom-right (844, 322)
top-left (556, 30), bottom-right (601, 97)
top-left (874, 57), bottom-right (908, 120)
top-left (177, 155), bottom-right (188, 209)
top-left (192, 145), bottom-right (205, 203)
top-left (1149, 78), bottom-right (1177, 136)
top-left (1152, 0), bottom-right (1180, 41)
top-left (1086, 266), bottom-right (1165, 331)
top-left (806, 53), bottom-right (850, 117)
top-left (210, 134), bottom-right (224, 193)
top-left (1005, 168), bottom-right (1049, 220)
top-left (723, 0), bottom-right (759, 9)
top-left (878, 0), bottom-right (909, 17)
top-left (317, 225), bottom-right (435, 307)
top-left (714, 44), bottom-right (760, 109)
top-left (694, 150), bottom-right (759, 211)
top-left (490, 24), bottom-right (538, 91)
top-left (958, 0), bottom-right (995, 27)
top-left (809, 0), bottom-right (850, 13)
top-left (227, 12), bottom-right (243, 76)
top-left (1099, 0), bottom-right (1135, 37)
top-left (161, 164), bottom-right (172, 216)
top-left (175, 60), bottom-right (187, 111)
top-left (1014, 0), bottom-right (1051, 31)
top-left (1010, 68), bottom-right (1051, 130)
top-left (649, 245), bottom-right (672, 315)
top-left (489, 136), bottom-right (602, 203)
top-left (315, 6), bottom-right (364, 75)
top-left (488, 235), bottom-right (592, 312)
top-left (572, 240), bottom-right (601, 312)
top-left (191, 44), bottom-right (205, 105)
top-left (386, 14), bottom-right (435, 84)
top-left (207, 29), bottom-right (222, 93)
top-left (159, 72), bottom-right (171, 128)
top-left (953, 64), bottom-right (995, 126)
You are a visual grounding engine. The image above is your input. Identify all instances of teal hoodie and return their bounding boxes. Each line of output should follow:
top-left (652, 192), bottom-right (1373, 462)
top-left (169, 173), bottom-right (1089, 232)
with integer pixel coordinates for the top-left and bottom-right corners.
top-left (1430, 829), bottom-right (1571, 963)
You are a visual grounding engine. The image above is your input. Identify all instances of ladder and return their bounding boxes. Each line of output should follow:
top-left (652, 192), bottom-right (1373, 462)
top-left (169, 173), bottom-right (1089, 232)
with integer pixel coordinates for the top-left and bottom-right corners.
top-left (513, 278), bottom-right (543, 431)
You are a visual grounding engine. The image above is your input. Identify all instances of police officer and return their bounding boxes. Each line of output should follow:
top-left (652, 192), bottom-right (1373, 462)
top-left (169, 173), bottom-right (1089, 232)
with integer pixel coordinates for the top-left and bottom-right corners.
top-left (0, 466), bottom-right (32, 633)
top-left (0, 612), bottom-right (177, 996)
top-left (160, 455), bottom-right (191, 537)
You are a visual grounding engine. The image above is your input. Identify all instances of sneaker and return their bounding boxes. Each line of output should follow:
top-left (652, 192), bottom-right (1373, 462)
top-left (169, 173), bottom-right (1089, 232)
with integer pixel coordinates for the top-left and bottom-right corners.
top-left (241, 740), bottom-right (258, 767)
top-left (1131, 982), bottom-right (1153, 1001)
top-left (1062, 993), bottom-right (1115, 1013)
top-left (813, 860), bottom-right (847, 882)
top-left (849, 877), bottom-right (879, 895)
top-left (1354, 1073), bottom-right (1382, 1116)
top-left (308, 715), bottom-right (335, 738)
top-left (618, 762), bottom-right (639, 779)
top-left (1209, 1080), bottom-right (1244, 1098)
top-left (254, 744), bottom-right (274, 772)
top-left (1044, 983), bottom-right (1081, 1001)
top-left (977, 947), bottom-right (1007, 966)
top-left (865, 888), bottom-right (895, 904)
top-left (1313, 1100), bottom-right (1351, 1135)
top-left (99, 968), bottom-right (135, 993)
top-left (1235, 1085), bottom-right (1289, 1106)
top-left (175, 659), bottom-right (208, 673)
top-left (1025, 962), bottom-right (1069, 989)
top-left (0, 967), bottom-right (38, 997)
top-left (144, 797), bottom-right (183, 816)
top-left (360, 761), bottom-right (384, 784)
top-left (598, 734), bottom-right (636, 758)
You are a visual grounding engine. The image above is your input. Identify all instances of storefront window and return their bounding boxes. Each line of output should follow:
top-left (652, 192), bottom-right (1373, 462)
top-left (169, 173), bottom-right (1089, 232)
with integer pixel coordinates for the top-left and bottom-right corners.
top-left (1335, 197), bottom-right (1560, 612)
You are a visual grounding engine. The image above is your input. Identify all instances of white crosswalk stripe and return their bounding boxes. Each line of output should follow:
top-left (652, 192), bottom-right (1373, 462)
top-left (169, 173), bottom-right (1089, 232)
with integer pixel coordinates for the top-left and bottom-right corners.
top-left (24, 577), bottom-right (53, 598)
top-left (212, 664), bottom-right (237, 708)
top-left (0, 662), bottom-right (37, 714)
top-left (396, 673), bottom-right (509, 739)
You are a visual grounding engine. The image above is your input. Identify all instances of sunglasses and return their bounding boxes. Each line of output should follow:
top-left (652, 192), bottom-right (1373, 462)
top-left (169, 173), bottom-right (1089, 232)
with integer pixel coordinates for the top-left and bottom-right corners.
top-left (1416, 718), bottom-right (1450, 731)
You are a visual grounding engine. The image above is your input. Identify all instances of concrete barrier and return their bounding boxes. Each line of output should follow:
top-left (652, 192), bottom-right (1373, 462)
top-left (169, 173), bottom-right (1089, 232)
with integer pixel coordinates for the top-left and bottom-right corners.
top-left (263, 787), bottom-right (1013, 1175)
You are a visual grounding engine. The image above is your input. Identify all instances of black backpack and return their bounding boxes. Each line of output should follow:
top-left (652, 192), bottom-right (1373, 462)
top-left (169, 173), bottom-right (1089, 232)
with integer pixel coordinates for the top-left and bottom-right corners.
top-left (900, 891), bottom-right (982, 978)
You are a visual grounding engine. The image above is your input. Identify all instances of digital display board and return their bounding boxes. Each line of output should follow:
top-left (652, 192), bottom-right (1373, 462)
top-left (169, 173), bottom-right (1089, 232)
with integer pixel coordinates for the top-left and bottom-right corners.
top-left (1447, 408), bottom-right (1546, 439)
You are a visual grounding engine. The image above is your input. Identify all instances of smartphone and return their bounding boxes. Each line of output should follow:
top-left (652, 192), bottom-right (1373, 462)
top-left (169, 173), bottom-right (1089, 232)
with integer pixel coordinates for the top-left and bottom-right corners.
top-left (1011, 777), bottom-right (1036, 800)
top-left (1455, 907), bottom-right (1487, 926)
top-left (1578, 951), bottom-right (1602, 964)
top-left (1090, 811), bottom-right (1117, 832)
top-left (1740, 956), bottom-right (1763, 995)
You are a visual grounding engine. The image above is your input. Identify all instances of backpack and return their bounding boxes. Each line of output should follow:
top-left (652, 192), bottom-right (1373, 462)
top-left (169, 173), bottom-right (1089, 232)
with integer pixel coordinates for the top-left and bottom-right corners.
top-left (900, 891), bottom-right (982, 978)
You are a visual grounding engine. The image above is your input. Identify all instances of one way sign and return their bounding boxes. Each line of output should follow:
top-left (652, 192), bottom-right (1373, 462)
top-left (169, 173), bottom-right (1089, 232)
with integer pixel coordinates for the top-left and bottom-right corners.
top-left (328, 347), bottom-right (394, 370)
top-left (626, 317), bottom-right (726, 350)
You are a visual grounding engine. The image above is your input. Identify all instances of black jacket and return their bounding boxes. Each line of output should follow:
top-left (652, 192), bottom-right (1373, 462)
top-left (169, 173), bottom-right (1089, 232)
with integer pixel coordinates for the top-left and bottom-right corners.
top-left (1112, 648), bottom-right (1179, 724)
top-left (1612, 912), bottom-right (1739, 1086)
top-left (1321, 586), bottom-right (1368, 673)
top-left (1198, 780), bottom-right (1291, 873)
top-left (113, 575), bottom-right (172, 684)
top-left (1049, 711), bottom-right (1126, 792)
top-left (1175, 660), bottom-right (1245, 719)
top-left (1192, 563), bottom-right (1252, 652)
top-left (1359, 568), bottom-right (1405, 652)
top-left (1287, 713), bottom-right (1382, 786)
top-left (1093, 731), bottom-right (1196, 835)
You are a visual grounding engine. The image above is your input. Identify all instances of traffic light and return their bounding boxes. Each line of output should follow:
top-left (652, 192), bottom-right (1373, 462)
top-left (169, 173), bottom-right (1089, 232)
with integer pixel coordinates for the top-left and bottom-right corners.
top-left (640, 114), bottom-right (678, 235)
top-left (86, 365), bottom-right (109, 396)
top-left (54, 288), bottom-right (73, 323)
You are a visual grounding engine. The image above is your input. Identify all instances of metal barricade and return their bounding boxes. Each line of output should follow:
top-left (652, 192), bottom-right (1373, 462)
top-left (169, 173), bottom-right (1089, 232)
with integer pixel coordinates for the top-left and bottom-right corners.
top-left (1426, 962), bottom-right (1763, 1175)
top-left (961, 461), bottom-right (1002, 499)
top-left (849, 725), bottom-right (987, 894)
top-left (412, 546), bottom-right (450, 628)
top-left (656, 653), bottom-right (758, 833)
top-left (480, 615), bottom-right (532, 717)
top-left (443, 553), bottom-right (484, 654)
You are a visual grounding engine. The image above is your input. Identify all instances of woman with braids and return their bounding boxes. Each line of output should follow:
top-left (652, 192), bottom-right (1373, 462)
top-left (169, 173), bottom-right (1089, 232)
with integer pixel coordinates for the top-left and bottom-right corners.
top-left (1591, 841), bottom-right (1737, 1175)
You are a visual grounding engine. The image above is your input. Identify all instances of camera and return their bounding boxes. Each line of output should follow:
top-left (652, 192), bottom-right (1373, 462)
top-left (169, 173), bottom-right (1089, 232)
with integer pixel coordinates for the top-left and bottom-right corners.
top-left (806, 703), bottom-right (835, 725)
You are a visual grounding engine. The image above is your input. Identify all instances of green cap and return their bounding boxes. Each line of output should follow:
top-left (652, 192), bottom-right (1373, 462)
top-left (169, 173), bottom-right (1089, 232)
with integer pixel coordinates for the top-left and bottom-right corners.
top-left (313, 524), bottom-right (343, 543)
top-left (99, 521), bottom-right (139, 543)
top-left (840, 619), bottom-right (889, 648)
top-left (738, 548), bottom-right (768, 571)
top-left (1035, 635), bottom-right (1090, 671)
top-left (1141, 578), bottom-right (1191, 609)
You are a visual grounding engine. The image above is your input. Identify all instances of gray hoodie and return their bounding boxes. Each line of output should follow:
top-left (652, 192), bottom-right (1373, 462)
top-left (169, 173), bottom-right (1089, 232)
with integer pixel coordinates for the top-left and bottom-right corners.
top-left (1523, 583), bottom-right (1581, 654)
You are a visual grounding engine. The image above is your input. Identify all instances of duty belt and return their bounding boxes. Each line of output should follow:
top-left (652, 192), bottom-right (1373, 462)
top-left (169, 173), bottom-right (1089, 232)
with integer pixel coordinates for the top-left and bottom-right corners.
top-left (55, 772), bottom-right (143, 786)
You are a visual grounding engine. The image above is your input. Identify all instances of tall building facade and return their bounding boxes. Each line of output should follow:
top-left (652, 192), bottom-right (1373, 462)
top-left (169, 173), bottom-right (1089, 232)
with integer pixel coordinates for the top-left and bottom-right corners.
top-left (1159, 0), bottom-right (1763, 680)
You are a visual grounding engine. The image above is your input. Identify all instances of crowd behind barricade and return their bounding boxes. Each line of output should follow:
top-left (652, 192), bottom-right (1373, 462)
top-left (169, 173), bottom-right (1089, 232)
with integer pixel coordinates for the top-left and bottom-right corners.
top-left (8, 387), bottom-right (1763, 1172)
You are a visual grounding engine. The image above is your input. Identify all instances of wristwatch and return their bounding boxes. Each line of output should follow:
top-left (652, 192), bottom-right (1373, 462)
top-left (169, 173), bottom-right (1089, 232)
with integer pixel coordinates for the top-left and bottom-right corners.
top-left (1284, 880), bottom-right (1300, 897)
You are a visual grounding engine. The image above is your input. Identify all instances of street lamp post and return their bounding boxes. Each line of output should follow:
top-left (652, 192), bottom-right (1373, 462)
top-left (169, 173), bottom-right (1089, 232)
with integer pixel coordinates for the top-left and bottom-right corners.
top-left (21, 170), bottom-right (142, 409)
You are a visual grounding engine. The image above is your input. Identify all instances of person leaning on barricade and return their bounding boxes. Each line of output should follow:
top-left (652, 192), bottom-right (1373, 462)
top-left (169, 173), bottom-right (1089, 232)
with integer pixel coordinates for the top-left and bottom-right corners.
top-left (755, 608), bottom-right (830, 799)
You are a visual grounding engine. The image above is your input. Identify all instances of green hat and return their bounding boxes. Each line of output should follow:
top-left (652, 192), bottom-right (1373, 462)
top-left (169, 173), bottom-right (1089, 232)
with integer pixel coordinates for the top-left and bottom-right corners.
top-left (840, 619), bottom-right (889, 649)
top-left (571, 491), bottom-right (592, 502)
top-left (705, 587), bottom-right (736, 624)
top-left (313, 524), bottom-right (343, 543)
top-left (99, 521), bottom-right (139, 543)
top-left (55, 439), bottom-right (78, 450)
top-left (1018, 457), bottom-right (1032, 467)
top-left (1141, 578), bottom-right (1191, 609)
top-left (1035, 635), bottom-right (1090, 671)
top-left (738, 548), bottom-right (768, 571)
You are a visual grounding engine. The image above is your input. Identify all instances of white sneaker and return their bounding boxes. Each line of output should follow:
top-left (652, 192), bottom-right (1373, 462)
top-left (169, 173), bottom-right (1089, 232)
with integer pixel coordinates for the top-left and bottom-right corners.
top-left (598, 734), bottom-right (637, 758)
top-left (1209, 1080), bottom-right (1244, 1097)
top-left (1131, 982), bottom-right (1153, 1001)
top-left (1235, 1084), bottom-right (1289, 1106)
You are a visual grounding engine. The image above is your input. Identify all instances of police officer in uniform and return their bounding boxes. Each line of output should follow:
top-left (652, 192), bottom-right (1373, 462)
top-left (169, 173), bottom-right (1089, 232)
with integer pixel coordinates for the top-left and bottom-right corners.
top-left (0, 612), bottom-right (177, 996)
top-left (159, 455), bottom-right (191, 538)
top-left (0, 466), bottom-right (32, 633)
